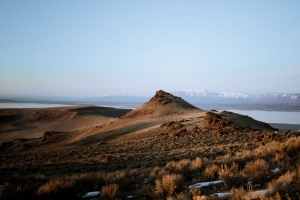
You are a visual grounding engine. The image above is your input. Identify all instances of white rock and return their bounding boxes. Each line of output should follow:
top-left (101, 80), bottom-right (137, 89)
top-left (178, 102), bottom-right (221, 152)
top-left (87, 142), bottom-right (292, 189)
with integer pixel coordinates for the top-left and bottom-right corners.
top-left (81, 191), bottom-right (100, 198)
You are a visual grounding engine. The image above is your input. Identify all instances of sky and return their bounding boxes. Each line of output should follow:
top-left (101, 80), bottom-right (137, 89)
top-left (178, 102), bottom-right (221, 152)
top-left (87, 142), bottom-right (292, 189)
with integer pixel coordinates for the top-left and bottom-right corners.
top-left (1, 1), bottom-right (300, 97)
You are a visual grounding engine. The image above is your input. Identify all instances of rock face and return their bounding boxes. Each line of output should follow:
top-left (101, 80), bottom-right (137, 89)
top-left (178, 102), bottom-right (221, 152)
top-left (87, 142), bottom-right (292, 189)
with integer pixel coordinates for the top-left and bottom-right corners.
top-left (149, 90), bottom-right (198, 108)
top-left (149, 90), bottom-right (173, 105)
top-left (148, 90), bottom-right (197, 108)
top-left (203, 111), bottom-right (278, 133)
top-left (123, 90), bottom-right (200, 118)
top-left (152, 90), bottom-right (171, 98)
top-left (203, 112), bottom-right (247, 134)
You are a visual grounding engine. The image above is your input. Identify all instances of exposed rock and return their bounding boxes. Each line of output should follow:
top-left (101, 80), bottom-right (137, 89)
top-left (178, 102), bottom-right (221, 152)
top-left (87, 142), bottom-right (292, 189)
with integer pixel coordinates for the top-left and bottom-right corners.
top-left (204, 112), bottom-right (248, 134)
top-left (149, 90), bottom-right (193, 107)
top-left (123, 90), bottom-right (199, 118)
top-left (43, 131), bottom-right (61, 138)
top-left (160, 121), bottom-right (182, 131)
top-left (39, 131), bottom-right (67, 144)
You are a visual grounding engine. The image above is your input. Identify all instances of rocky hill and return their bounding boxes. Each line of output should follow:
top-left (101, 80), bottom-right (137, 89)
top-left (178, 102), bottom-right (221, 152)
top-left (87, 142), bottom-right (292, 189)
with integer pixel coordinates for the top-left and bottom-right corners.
top-left (122, 90), bottom-right (200, 119)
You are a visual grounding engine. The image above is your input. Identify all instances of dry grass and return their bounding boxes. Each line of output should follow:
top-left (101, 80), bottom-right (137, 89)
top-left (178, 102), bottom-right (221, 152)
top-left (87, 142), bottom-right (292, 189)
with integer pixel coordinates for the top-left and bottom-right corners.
top-left (37, 178), bottom-right (76, 200)
top-left (219, 162), bottom-right (246, 188)
top-left (1, 99), bottom-right (299, 199)
top-left (154, 174), bottom-right (184, 198)
top-left (100, 184), bottom-right (119, 199)
top-left (204, 164), bottom-right (219, 180)
top-left (243, 159), bottom-right (270, 182)
top-left (1, 129), bottom-right (299, 199)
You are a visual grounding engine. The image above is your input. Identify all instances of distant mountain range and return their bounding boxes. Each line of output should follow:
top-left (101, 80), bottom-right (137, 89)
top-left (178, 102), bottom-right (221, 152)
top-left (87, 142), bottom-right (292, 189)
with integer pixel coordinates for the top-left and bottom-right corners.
top-left (172, 90), bottom-right (252, 103)
top-left (171, 90), bottom-right (300, 104)
top-left (89, 90), bottom-right (300, 104)
top-left (1, 90), bottom-right (300, 105)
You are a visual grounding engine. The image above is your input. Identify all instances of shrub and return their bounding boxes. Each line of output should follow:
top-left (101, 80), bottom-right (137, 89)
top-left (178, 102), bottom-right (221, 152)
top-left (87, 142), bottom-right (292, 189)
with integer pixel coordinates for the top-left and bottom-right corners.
top-left (100, 184), bottom-right (119, 199)
top-left (204, 164), bottom-right (219, 180)
top-left (36, 178), bottom-right (76, 200)
top-left (177, 159), bottom-right (191, 175)
top-left (268, 171), bottom-right (296, 193)
top-left (219, 162), bottom-right (246, 188)
top-left (230, 187), bottom-right (248, 200)
top-left (149, 166), bottom-right (169, 183)
top-left (243, 159), bottom-right (269, 182)
top-left (103, 170), bottom-right (125, 184)
top-left (165, 159), bottom-right (191, 175)
top-left (252, 137), bottom-right (300, 162)
top-left (154, 174), bottom-right (184, 198)
top-left (35, 174), bottom-right (104, 200)
top-left (283, 137), bottom-right (300, 158)
top-left (189, 186), bottom-right (201, 199)
top-left (190, 157), bottom-right (204, 172)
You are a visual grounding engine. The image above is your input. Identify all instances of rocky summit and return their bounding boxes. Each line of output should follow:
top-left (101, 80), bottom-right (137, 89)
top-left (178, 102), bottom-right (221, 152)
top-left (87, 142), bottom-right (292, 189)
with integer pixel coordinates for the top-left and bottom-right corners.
top-left (123, 90), bottom-right (199, 118)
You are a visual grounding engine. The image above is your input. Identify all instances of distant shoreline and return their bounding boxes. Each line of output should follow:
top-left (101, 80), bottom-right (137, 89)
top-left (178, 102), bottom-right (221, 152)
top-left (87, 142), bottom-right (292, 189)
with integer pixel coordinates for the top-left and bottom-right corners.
top-left (269, 123), bottom-right (300, 132)
top-left (1, 103), bottom-right (300, 131)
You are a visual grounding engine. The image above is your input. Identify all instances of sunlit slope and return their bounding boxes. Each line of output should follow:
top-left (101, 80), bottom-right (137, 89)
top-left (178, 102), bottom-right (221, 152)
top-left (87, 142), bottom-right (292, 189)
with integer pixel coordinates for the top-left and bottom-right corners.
top-left (72, 90), bottom-right (276, 146)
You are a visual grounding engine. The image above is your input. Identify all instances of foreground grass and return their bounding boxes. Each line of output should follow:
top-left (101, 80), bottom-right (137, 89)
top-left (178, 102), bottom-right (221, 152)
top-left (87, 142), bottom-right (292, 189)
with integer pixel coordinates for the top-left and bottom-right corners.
top-left (1, 126), bottom-right (300, 199)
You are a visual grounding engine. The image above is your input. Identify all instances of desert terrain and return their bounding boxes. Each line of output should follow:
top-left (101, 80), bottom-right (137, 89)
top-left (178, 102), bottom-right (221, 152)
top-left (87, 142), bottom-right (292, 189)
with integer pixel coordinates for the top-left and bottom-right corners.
top-left (0, 90), bottom-right (300, 200)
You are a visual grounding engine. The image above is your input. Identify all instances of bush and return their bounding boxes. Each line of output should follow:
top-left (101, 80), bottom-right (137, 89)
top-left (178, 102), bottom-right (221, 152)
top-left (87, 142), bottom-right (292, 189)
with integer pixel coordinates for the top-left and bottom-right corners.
top-left (149, 166), bottom-right (169, 183)
top-left (219, 162), bottom-right (246, 188)
top-left (268, 171), bottom-right (296, 193)
top-left (154, 174), bottom-right (184, 198)
top-left (243, 159), bottom-right (269, 182)
top-left (102, 170), bottom-right (125, 184)
top-left (190, 157), bottom-right (204, 172)
top-left (100, 184), bottom-right (119, 199)
top-left (36, 178), bottom-right (76, 200)
top-left (189, 186), bottom-right (201, 198)
top-left (204, 164), bottom-right (219, 180)
top-left (165, 159), bottom-right (191, 175)
top-left (230, 187), bottom-right (248, 200)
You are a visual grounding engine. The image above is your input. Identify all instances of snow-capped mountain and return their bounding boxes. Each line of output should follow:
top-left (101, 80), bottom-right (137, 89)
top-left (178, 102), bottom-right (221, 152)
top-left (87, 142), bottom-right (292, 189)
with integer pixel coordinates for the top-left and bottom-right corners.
top-left (91, 90), bottom-right (300, 104)
top-left (253, 93), bottom-right (300, 103)
top-left (172, 90), bottom-right (253, 103)
top-left (171, 90), bottom-right (300, 104)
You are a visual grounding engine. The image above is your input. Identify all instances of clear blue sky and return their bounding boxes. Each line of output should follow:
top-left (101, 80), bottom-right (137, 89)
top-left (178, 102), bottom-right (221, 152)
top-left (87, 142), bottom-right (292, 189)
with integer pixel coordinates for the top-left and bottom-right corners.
top-left (1, 1), bottom-right (300, 97)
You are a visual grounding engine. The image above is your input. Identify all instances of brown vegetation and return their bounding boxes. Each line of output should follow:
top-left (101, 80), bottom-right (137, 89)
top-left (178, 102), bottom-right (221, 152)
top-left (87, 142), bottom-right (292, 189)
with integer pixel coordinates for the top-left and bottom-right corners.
top-left (0, 90), bottom-right (299, 199)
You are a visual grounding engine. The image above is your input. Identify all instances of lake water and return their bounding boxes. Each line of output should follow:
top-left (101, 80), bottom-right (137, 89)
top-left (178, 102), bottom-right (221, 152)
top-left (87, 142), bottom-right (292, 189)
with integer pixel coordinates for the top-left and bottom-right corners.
top-left (0, 102), bottom-right (75, 109)
top-left (227, 110), bottom-right (300, 125)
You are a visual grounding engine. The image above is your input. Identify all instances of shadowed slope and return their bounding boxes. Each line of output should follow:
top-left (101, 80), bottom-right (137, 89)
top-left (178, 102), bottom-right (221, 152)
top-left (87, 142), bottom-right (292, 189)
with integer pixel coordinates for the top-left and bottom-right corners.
top-left (0, 106), bottom-right (127, 143)
top-left (69, 106), bottom-right (131, 118)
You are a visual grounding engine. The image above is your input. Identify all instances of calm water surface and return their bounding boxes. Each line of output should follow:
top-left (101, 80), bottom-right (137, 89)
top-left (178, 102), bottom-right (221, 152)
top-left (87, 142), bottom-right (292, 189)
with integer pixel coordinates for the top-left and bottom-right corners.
top-left (0, 103), bottom-right (75, 109)
top-left (227, 110), bottom-right (300, 124)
